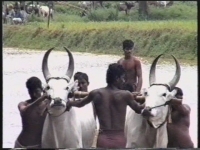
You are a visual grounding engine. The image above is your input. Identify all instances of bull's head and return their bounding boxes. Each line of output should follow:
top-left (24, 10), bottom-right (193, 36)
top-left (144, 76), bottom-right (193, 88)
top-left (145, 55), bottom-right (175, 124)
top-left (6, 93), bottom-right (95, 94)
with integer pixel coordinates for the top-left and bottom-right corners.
top-left (42, 47), bottom-right (75, 116)
top-left (141, 54), bottom-right (181, 128)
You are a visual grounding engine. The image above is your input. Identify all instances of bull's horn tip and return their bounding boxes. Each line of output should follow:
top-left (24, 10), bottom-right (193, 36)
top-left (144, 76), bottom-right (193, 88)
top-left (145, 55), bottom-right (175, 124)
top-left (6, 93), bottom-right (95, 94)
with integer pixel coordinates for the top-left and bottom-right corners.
top-left (171, 54), bottom-right (176, 58)
top-left (64, 47), bottom-right (70, 51)
top-left (48, 47), bottom-right (54, 51)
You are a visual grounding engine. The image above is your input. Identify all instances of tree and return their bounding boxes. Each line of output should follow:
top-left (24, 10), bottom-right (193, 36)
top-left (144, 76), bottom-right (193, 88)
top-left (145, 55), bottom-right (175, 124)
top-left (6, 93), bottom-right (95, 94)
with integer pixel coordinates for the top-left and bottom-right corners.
top-left (138, 1), bottom-right (149, 20)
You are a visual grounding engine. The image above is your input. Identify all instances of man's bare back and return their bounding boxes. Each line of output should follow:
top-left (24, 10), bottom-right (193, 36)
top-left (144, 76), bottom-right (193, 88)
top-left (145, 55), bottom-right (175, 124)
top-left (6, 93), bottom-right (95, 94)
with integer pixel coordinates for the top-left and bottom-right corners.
top-left (93, 87), bottom-right (132, 130)
top-left (167, 104), bottom-right (194, 148)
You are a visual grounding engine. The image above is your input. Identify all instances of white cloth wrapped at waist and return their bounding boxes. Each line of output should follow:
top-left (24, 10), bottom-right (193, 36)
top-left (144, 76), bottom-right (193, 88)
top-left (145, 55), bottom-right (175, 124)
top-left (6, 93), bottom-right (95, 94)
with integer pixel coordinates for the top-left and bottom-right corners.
top-left (13, 18), bottom-right (22, 22)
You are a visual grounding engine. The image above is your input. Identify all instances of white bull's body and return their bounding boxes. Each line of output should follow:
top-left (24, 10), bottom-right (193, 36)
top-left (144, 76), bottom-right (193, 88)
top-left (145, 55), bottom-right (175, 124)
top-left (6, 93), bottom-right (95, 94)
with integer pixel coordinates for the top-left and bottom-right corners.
top-left (42, 108), bottom-right (82, 148)
top-left (125, 54), bottom-right (181, 148)
top-left (41, 47), bottom-right (96, 148)
top-left (42, 104), bottom-right (96, 148)
top-left (125, 108), bottom-right (168, 148)
top-left (39, 6), bottom-right (53, 18)
top-left (74, 103), bottom-right (96, 147)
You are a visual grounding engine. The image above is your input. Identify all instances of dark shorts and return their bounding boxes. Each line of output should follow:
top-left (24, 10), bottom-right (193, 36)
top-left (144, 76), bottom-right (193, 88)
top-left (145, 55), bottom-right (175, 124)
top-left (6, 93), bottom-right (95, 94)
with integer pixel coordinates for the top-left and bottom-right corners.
top-left (97, 130), bottom-right (126, 148)
top-left (122, 83), bottom-right (137, 92)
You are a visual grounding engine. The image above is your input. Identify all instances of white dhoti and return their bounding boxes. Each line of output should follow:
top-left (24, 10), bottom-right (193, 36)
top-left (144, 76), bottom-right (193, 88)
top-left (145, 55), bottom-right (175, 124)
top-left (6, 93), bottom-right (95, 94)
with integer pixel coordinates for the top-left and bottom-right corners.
top-left (14, 139), bottom-right (41, 149)
top-left (12, 18), bottom-right (22, 23)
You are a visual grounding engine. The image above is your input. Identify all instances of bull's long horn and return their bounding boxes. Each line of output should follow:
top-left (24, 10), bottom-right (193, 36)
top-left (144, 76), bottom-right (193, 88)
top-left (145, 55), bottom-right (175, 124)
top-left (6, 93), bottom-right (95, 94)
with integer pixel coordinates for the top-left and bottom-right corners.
top-left (64, 47), bottom-right (74, 80)
top-left (149, 54), bottom-right (163, 85)
top-left (42, 47), bottom-right (54, 81)
top-left (167, 55), bottom-right (181, 90)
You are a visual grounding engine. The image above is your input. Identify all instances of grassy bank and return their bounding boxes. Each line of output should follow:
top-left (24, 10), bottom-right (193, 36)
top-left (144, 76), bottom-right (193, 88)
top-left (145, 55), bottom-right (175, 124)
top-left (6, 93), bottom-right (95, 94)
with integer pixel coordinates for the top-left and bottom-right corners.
top-left (3, 20), bottom-right (197, 63)
top-left (52, 1), bottom-right (197, 22)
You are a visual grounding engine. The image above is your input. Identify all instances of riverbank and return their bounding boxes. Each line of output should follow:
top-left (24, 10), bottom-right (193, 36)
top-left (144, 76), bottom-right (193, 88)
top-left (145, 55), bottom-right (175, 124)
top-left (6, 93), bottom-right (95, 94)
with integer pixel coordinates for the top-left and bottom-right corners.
top-left (3, 47), bottom-right (197, 66)
top-left (3, 20), bottom-right (197, 64)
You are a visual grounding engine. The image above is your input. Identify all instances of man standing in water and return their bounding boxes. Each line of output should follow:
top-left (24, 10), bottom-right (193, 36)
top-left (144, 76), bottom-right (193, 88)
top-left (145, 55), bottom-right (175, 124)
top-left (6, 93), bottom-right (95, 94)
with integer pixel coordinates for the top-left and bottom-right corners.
top-left (117, 39), bottom-right (143, 92)
top-left (14, 77), bottom-right (49, 148)
top-left (73, 72), bottom-right (96, 119)
top-left (167, 87), bottom-right (194, 148)
top-left (73, 72), bottom-right (97, 147)
top-left (66, 63), bottom-right (152, 148)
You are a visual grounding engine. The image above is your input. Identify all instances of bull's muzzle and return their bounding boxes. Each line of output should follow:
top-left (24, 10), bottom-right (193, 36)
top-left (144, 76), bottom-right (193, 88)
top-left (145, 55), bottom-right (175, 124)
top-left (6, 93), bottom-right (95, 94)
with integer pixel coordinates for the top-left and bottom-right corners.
top-left (53, 98), bottom-right (63, 106)
top-left (51, 98), bottom-right (65, 107)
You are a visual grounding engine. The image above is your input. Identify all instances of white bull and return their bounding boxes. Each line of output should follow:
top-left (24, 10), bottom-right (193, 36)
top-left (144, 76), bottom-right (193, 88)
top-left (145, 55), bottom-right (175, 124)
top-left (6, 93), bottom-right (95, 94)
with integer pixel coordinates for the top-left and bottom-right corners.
top-left (158, 1), bottom-right (170, 7)
top-left (125, 54), bottom-right (181, 148)
top-left (41, 47), bottom-right (96, 148)
top-left (39, 5), bottom-right (53, 19)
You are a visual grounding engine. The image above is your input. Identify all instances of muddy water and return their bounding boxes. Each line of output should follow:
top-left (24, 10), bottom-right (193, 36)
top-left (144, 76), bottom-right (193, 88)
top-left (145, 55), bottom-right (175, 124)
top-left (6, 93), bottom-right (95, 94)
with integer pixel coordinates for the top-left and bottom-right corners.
top-left (3, 48), bottom-right (197, 148)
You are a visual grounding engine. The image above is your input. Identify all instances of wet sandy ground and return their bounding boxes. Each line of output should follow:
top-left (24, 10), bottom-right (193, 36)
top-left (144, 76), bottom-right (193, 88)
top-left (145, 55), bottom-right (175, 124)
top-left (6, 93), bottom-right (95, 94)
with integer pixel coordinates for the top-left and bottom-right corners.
top-left (3, 48), bottom-right (197, 148)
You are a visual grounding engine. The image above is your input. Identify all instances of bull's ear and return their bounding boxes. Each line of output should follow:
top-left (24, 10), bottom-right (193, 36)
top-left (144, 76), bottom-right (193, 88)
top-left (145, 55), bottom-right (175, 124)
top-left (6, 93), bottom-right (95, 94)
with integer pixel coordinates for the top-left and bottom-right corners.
top-left (42, 83), bottom-right (48, 90)
top-left (166, 89), bottom-right (177, 100)
top-left (171, 89), bottom-right (178, 96)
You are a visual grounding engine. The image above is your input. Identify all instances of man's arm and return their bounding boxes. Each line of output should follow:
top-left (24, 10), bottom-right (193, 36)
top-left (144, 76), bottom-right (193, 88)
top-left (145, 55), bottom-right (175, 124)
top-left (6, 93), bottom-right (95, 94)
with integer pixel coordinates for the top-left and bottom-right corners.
top-left (135, 60), bottom-right (143, 92)
top-left (68, 90), bottom-right (96, 108)
top-left (126, 92), bottom-right (145, 114)
top-left (18, 93), bottom-right (48, 114)
top-left (170, 99), bottom-right (190, 115)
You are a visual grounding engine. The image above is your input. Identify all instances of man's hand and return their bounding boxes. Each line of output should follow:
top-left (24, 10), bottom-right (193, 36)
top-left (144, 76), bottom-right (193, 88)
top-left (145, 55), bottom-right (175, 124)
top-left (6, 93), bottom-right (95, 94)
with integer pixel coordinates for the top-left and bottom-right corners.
top-left (42, 92), bottom-right (49, 99)
top-left (141, 107), bottom-right (154, 117)
top-left (165, 100), bottom-right (171, 105)
top-left (43, 91), bottom-right (52, 100)
top-left (71, 80), bottom-right (79, 93)
top-left (132, 92), bottom-right (141, 99)
top-left (66, 101), bottom-right (72, 111)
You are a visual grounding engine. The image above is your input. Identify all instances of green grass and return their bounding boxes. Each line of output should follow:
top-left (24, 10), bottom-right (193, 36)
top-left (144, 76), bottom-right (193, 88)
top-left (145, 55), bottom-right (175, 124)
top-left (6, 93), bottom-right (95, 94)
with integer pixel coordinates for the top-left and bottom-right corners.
top-left (3, 20), bottom-right (197, 62)
top-left (50, 1), bottom-right (197, 22)
top-left (3, 1), bottom-right (197, 65)
top-left (19, 20), bottom-right (196, 32)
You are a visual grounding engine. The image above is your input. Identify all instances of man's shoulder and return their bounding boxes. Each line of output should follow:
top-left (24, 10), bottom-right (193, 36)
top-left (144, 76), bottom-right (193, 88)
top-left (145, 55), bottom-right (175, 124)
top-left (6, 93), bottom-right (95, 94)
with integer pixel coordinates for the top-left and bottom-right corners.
top-left (117, 89), bottom-right (132, 96)
top-left (132, 56), bottom-right (141, 63)
top-left (182, 103), bottom-right (191, 111)
top-left (117, 58), bottom-right (124, 63)
top-left (18, 100), bottom-right (29, 106)
top-left (90, 88), bottom-right (103, 95)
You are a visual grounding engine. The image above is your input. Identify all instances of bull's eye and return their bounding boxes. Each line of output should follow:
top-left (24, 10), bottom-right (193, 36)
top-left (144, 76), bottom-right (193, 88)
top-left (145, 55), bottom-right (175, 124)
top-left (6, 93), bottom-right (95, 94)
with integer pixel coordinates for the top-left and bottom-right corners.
top-left (144, 91), bottom-right (148, 96)
top-left (65, 87), bottom-right (69, 90)
top-left (46, 86), bottom-right (50, 90)
top-left (162, 93), bottom-right (166, 97)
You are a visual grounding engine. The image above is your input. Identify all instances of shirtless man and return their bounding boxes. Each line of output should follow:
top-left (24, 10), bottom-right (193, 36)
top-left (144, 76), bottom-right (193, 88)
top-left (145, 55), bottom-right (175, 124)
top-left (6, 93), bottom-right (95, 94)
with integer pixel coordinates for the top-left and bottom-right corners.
top-left (167, 87), bottom-right (194, 148)
top-left (66, 63), bottom-right (151, 148)
top-left (14, 77), bottom-right (49, 148)
top-left (117, 39), bottom-right (143, 92)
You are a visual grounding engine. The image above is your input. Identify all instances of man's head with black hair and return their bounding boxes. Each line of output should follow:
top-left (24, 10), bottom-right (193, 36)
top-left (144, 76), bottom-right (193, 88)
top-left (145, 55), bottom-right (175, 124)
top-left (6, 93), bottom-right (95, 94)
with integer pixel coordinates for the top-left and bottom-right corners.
top-left (122, 39), bottom-right (135, 57)
top-left (74, 72), bottom-right (89, 92)
top-left (106, 63), bottom-right (125, 89)
top-left (26, 76), bottom-right (43, 100)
